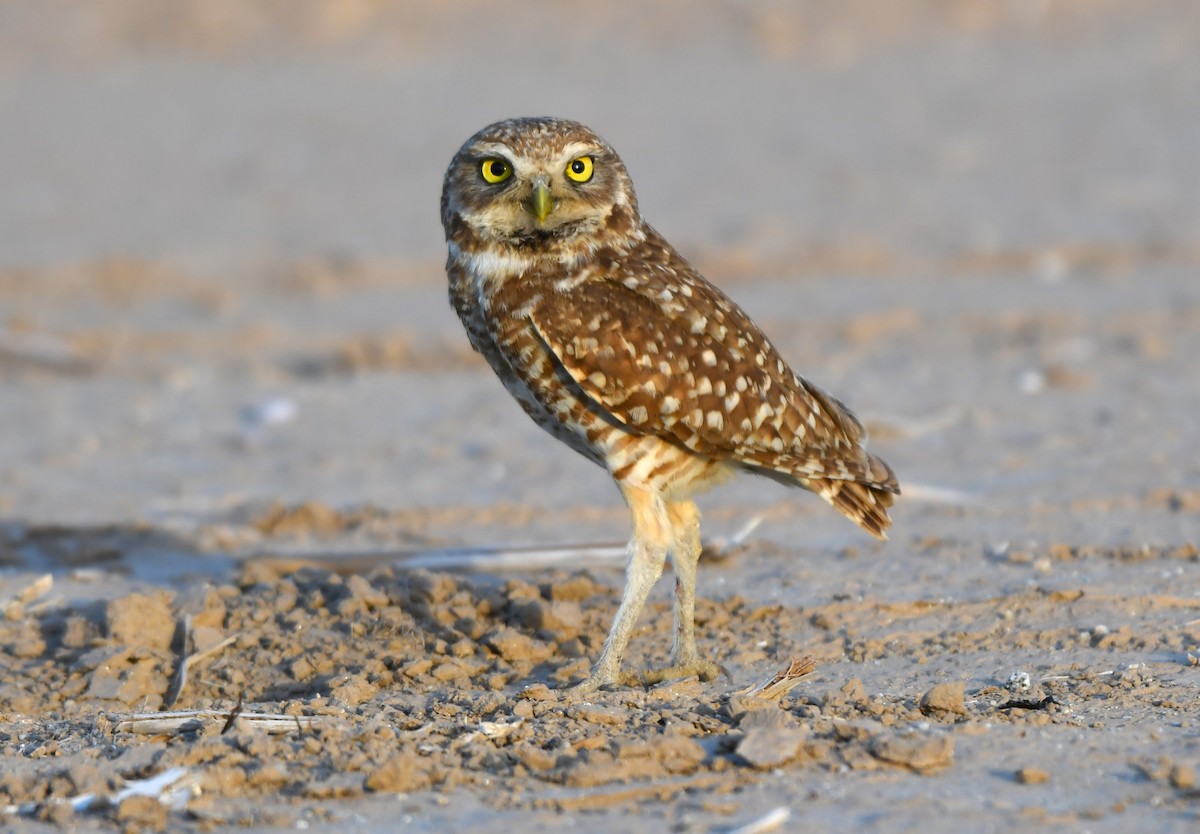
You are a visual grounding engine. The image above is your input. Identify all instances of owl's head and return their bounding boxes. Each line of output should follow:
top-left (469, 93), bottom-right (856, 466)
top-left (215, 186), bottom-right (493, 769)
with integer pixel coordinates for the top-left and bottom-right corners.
top-left (442, 117), bottom-right (641, 259)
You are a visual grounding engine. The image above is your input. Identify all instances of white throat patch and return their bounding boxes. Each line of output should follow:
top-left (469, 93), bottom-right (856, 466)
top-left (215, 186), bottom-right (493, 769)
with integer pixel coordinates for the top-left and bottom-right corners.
top-left (451, 243), bottom-right (537, 283)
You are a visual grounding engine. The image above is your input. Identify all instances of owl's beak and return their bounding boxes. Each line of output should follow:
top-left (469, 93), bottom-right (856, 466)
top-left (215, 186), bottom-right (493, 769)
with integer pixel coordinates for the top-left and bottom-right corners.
top-left (527, 179), bottom-right (554, 225)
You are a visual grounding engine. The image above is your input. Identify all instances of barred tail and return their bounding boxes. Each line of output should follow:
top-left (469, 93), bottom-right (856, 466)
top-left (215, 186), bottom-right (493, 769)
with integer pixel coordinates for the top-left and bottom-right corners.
top-left (812, 476), bottom-right (897, 539)
top-left (741, 450), bottom-right (900, 539)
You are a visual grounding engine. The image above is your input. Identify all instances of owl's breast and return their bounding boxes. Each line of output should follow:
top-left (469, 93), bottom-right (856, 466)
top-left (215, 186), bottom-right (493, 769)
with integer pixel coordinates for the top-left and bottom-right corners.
top-left (447, 257), bottom-right (611, 467)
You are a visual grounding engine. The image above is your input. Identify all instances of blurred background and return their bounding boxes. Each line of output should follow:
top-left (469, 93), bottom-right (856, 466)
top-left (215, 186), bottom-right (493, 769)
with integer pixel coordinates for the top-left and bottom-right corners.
top-left (1, 0), bottom-right (1197, 576)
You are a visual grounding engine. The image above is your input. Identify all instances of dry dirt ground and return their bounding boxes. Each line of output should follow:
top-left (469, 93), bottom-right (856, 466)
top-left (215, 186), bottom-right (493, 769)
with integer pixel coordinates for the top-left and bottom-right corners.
top-left (2, 1), bottom-right (1200, 832)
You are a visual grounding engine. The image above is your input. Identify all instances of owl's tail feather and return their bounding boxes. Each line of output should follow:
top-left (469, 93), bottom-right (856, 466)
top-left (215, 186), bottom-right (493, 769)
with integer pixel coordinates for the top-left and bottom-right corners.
top-left (743, 450), bottom-right (899, 539)
top-left (811, 475), bottom-right (897, 540)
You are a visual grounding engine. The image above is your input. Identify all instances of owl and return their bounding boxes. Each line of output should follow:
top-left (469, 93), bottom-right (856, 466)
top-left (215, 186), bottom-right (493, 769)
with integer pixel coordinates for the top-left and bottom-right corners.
top-left (442, 117), bottom-right (899, 693)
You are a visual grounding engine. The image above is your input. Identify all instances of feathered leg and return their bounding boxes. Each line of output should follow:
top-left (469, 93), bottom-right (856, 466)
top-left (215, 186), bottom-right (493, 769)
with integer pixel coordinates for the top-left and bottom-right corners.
top-left (668, 499), bottom-right (701, 666)
top-left (634, 498), bottom-right (723, 685)
top-left (567, 484), bottom-right (669, 693)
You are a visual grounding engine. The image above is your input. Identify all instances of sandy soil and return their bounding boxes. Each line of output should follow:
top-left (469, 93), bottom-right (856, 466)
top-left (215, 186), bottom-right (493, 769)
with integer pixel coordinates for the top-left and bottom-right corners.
top-left (2, 1), bottom-right (1199, 832)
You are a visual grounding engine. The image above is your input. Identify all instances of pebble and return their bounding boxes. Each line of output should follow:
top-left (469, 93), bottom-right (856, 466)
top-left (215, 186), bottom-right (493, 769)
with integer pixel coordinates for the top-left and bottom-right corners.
top-left (1016, 767), bottom-right (1052, 785)
top-left (736, 725), bottom-right (806, 769)
top-left (364, 752), bottom-right (432, 793)
top-left (919, 681), bottom-right (968, 717)
top-left (1169, 763), bottom-right (1197, 790)
top-left (106, 591), bottom-right (175, 651)
top-left (868, 731), bottom-right (954, 772)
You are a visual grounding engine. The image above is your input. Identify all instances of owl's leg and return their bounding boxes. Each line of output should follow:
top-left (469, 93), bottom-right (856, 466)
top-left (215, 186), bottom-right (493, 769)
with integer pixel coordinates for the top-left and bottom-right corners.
top-left (667, 499), bottom-right (702, 666)
top-left (565, 484), bottom-right (670, 694)
top-left (633, 499), bottom-right (725, 686)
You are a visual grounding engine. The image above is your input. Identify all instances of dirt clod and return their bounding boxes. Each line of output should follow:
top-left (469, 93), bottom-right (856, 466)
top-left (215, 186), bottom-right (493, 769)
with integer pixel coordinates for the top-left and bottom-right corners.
top-left (1016, 767), bottom-right (1052, 785)
top-left (869, 731), bottom-right (955, 772)
top-left (106, 592), bottom-right (175, 651)
top-left (736, 724), bottom-right (807, 770)
top-left (113, 795), bottom-right (168, 832)
top-left (1169, 763), bottom-right (1197, 790)
top-left (919, 681), bottom-right (967, 717)
top-left (365, 751), bottom-right (434, 793)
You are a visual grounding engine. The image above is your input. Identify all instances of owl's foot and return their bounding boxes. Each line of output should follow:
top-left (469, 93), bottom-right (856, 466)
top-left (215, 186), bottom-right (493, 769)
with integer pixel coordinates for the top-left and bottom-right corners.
top-left (559, 659), bottom-right (729, 698)
top-left (559, 673), bottom-right (620, 700)
top-left (626, 659), bottom-right (731, 687)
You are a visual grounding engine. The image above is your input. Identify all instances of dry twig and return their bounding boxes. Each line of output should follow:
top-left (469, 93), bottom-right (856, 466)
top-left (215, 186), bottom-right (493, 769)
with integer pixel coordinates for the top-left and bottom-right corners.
top-left (111, 709), bottom-right (328, 737)
top-left (735, 656), bottom-right (818, 701)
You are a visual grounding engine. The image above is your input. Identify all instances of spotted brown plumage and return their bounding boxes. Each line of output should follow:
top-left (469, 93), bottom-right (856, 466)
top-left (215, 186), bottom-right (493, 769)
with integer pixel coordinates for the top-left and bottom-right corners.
top-left (442, 117), bottom-right (899, 692)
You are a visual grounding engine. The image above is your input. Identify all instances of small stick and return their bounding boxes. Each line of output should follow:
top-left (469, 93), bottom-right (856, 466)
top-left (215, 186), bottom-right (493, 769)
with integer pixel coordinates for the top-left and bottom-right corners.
top-left (735, 656), bottom-right (817, 701)
top-left (111, 710), bottom-right (328, 736)
top-left (221, 694), bottom-right (244, 735)
top-left (238, 513), bottom-right (773, 574)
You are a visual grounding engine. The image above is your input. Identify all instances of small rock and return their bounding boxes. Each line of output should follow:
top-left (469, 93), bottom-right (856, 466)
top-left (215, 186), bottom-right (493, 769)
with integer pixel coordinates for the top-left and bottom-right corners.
top-left (646, 677), bottom-right (703, 701)
top-left (736, 707), bottom-right (798, 732)
top-left (823, 678), bottom-right (869, 711)
top-left (290, 656), bottom-right (317, 682)
top-left (510, 598), bottom-right (583, 638)
top-left (344, 574), bottom-right (388, 608)
top-left (869, 730), bottom-right (954, 772)
top-left (509, 740), bottom-right (558, 771)
top-left (10, 633), bottom-right (46, 659)
top-left (485, 627), bottom-right (552, 662)
top-left (567, 703), bottom-right (625, 726)
top-left (519, 683), bottom-right (554, 701)
top-left (1007, 671), bottom-right (1032, 694)
top-left (364, 752), bottom-right (432, 793)
top-left (736, 725), bottom-right (806, 769)
top-left (85, 649), bottom-right (169, 707)
top-left (1169, 763), bottom-right (1197, 790)
top-left (61, 615), bottom-right (99, 649)
top-left (919, 681), bottom-right (967, 717)
top-left (107, 592), bottom-right (175, 651)
top-left (114, 795), bottom-right (168, 830)
top-left (503, 578), bottom-right (542, 602)
top-left (431, 658), bottom-right (476, 682)
top-left (1016, 766), bottom-right (1051, 785)
top-left (38, 799), bottom-right (74, 827)
top-left (405, 571), bottom-right (457, 605)
top-left (654, 734), bottom-right (707, 773)
top-left (304, 772), bottom-right (363, 799)
top-left (401, 658), bottom-right (432, 678)
top-left (245, 762), bottom-right (289, 789)
top-left (330, 673), bottom-right (378, 707)
top-left (252, 500), bottom-right (343, 536)
top-left (544, 574), bottom-right (604, 602)
top-left (558, 749), bottom-right (623, 788)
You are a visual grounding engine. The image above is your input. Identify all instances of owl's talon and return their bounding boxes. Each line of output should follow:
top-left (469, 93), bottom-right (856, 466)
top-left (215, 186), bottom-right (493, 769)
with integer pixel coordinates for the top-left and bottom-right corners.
top-left (559, 674), bottom-right (619, 699)
top-left (631, 659), bottom-right (725, 687)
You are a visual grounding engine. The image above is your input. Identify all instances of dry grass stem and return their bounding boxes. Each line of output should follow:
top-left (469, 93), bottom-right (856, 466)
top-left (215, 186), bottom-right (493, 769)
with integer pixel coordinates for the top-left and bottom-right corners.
top-left (111, 709), bottom-right (329, 736)
top-left (735, 656), bottom-right (818, 701)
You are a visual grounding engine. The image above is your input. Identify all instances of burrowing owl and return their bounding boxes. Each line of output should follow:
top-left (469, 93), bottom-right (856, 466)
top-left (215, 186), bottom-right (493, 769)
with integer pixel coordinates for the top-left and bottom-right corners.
top-left (442, 117), bottom-right (899, 692)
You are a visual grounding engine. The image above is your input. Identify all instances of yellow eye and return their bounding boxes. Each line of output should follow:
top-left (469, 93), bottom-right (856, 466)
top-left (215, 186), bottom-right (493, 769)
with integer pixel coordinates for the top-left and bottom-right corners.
top-left (565, 156), bottom-right (594, 183)
top-left (481, 158), bottom-right (512, 184)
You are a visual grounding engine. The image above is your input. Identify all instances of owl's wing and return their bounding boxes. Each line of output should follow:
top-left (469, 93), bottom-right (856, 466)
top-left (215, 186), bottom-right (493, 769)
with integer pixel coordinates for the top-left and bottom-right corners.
top-left (526, 253), bottom-right (883, 484)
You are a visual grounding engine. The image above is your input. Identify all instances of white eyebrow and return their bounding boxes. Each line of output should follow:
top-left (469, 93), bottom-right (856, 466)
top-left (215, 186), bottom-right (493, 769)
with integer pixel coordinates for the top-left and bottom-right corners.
top-left (559, 141), bottom-right (597, 159)
top-left (472, 142), bottom-right (514, 157)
